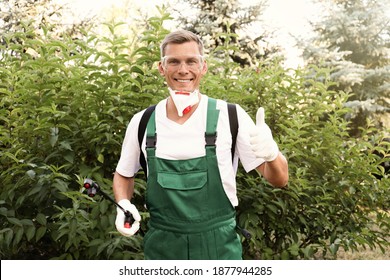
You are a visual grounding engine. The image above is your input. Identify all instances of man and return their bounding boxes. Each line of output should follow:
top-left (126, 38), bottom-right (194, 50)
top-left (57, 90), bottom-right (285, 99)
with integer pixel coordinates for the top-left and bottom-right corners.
top-left (112, 30), bottom-right (288, 260)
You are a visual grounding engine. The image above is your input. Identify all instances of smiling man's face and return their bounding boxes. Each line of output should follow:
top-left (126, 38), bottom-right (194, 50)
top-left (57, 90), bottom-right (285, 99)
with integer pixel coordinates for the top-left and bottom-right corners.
top-left (158, 41), bottom-right (207, 92)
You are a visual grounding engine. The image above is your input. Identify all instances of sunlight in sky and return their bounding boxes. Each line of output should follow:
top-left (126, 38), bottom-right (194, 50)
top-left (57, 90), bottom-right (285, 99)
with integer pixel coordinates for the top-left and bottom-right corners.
top-left (54, 0), bottom-right (321, 68)
top-left (262, 0), bottom-right (319, 68)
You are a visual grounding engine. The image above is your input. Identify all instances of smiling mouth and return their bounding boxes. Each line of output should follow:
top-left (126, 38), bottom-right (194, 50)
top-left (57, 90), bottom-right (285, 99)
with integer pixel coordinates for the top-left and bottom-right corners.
top-left (174, 78), bottom-right (194, 83)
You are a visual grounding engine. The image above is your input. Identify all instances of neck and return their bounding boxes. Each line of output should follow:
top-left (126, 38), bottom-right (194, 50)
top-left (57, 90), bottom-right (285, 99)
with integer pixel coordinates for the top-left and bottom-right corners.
top-left (166, 94), bottom-right (201, 124)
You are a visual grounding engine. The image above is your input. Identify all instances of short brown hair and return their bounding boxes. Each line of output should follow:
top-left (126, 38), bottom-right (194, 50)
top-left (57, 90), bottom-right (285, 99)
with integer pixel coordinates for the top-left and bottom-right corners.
top-left (160, 30), bottom-right (204, 57)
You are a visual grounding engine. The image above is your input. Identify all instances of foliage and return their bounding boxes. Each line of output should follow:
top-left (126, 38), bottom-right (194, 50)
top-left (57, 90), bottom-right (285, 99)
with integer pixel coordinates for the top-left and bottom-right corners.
top-left (205, 49), bottom-right (390, 259)
top-left (0, 0), bottom-right (93, 39)
top-left (301, 0), bottom-right (390, 135)
top-left (171, 0), bottom-right (280, 67)
top-left (1, 10), bottom-right (389, 260)
top-left (0, 9), bottom-right (170, 259)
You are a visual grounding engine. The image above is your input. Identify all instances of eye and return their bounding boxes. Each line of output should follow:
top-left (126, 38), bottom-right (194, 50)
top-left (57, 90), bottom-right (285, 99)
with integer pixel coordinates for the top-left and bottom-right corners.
top-left (186, 58), bottom-right (198, 65)
top-left (187, 59), bottom-right (198, 65)
top-left (167, 58), bottom-right (180, 66)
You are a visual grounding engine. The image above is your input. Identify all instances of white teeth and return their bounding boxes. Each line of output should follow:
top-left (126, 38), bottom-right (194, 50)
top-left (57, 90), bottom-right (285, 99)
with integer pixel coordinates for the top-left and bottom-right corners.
top-left (177, 79), bottom-right (191, 83)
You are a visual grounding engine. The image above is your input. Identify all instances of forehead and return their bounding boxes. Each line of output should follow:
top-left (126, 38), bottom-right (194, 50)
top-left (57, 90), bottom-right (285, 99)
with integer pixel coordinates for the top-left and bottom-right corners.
top-left (164, 41), bottom-right (201, 56)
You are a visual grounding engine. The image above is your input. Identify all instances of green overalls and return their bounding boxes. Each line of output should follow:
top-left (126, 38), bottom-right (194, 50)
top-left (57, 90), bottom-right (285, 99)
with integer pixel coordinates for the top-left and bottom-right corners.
top-left (143, 98), bottom-right (242, 260)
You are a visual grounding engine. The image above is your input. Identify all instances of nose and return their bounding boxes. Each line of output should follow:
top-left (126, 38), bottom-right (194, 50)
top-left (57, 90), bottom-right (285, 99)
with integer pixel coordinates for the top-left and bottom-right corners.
top-left (177, 62), bottom-right (190, 73)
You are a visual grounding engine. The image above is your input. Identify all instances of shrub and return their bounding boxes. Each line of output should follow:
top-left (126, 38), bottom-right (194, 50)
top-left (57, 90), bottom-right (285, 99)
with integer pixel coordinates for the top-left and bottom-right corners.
top-left (0, 16), bottom-right (169, 259)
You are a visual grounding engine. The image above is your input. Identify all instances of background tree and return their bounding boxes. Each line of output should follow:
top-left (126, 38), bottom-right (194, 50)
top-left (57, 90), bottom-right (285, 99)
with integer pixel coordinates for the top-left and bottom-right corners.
top-left (171, 0), bottom-right (281, 67)
top-left (0, 0), bottom-right (94, 39)
top-left (301, 0), bottom-right (390, 135)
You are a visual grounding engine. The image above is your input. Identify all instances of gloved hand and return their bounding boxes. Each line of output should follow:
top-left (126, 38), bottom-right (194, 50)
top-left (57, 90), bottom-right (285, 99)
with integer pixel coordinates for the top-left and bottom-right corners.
top-left (250, 107), bottom-right (279, 162)
top-left (115, 199), bottom-right (141, 237)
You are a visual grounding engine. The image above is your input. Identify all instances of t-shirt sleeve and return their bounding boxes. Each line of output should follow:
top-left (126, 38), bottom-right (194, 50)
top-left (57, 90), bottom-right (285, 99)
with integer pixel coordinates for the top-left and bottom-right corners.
top-left (115, 110), bottom-right (144, 177)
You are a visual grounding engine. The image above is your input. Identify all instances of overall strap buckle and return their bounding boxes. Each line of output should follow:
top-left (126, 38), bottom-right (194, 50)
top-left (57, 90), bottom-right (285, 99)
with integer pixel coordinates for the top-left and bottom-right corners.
top-left (205, 132), bottom-right (217, 146)
top-left (146, 134), bottom-right (157, 148)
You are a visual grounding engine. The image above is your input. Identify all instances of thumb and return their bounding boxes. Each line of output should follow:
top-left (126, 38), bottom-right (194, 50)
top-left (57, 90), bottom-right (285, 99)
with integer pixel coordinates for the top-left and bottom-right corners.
top-left (256, 107), bottom-right (265, 127)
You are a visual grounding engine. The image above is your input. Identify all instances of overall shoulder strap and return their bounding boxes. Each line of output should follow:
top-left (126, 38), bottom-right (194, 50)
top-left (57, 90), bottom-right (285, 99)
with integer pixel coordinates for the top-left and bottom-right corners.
top-left (138, 105), bottom-right (156, 178)
top-left (205, 98), bottom-right (238, 162)
top-left (205, 98), bottom-right (219, 146)
top-left (227, 103), bottom-right (238, 162)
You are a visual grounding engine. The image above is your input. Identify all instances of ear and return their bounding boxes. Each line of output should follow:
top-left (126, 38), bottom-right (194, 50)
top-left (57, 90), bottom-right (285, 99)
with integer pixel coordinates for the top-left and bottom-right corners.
top-left (201, 60), bottom-right (208, 75)
top-left (158, 61), bottom-right (165, 76)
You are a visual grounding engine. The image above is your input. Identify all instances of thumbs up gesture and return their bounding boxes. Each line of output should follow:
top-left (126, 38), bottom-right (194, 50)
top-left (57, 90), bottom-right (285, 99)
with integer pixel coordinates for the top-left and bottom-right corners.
top-left (250, 107), bottom-right (279, 162)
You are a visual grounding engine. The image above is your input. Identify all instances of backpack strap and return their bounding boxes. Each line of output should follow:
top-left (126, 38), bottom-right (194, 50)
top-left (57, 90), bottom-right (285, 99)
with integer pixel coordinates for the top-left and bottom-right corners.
top-left (228, 103), bottom-right (238, 162)
top-left (138, 105), bottom-right (156, 179)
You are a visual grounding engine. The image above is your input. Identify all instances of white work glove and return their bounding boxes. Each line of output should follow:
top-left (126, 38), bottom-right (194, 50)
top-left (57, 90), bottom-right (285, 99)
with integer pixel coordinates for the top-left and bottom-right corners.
top-left (250, 107), bottom-right (279, 162)
top-left (115, 199), bottom-right (141, 237)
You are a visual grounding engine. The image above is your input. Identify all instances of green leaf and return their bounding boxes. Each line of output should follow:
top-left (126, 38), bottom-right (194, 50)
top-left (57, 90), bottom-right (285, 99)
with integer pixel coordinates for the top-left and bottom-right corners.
top-left (301, 246), bottom-right (314, 259)
top-left (97, 153), bottom-right (104, 163)
top-left (288, 243), bottom-right (300, 256)
top-left (281, 250), bottom-right (290, 260)
top-left (25, 226), bottom-right (36, 241)
top-left (50, 134), bottom-right (59, 147)
top-left (13, 227), bottom-right (24, 246)
top-left (20, 219), bottom-right (34, 226)
top-left (100, 199), bottom-right (109, 214)
top-left (64, 152), bottom-right (74, 164)
top-left (60, 141), bottom-right (73, 151)
top-left (36, 213), bottom-right (47, 226)
top-left (0, 207), bottom-right (7, 216)
top-left (4, 229), bottom-right (13, 247)
top-left (70, 218), bottom-right (77, 233)
top-left (3, 152), bottom-right (19, 163)
top-left (130, 65), bottom-right (144, 75)
top-left (265, 204), bottom-right (278, 214)
top-left (329, 243), bottom-right (339, 255)
top-left (53, 179), bottom-right (69, 192)
top-left (35, 226), bottom-right (46, 242)
top-left (7, 217), bottom-right (23, 227)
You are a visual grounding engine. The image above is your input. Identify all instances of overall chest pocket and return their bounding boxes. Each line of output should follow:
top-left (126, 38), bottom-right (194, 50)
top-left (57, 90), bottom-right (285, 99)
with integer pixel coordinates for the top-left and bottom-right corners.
top-left (156, 171), bottom-right (208, 221)
top-left (157, 171), bottom-right (207, 190)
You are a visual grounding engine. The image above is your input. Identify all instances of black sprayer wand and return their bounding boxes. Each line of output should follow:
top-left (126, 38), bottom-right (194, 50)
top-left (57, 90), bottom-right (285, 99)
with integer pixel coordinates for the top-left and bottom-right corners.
top-left (83, 178), bottom-right (134, 228)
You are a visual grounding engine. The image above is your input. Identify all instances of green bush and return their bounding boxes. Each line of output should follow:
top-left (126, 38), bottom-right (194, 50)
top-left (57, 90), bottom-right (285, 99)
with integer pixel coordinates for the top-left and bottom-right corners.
top-left (233, 67), bottom-right (389, 259)
top-left (0, 16), bottom-right (169, 259)
top-left (203, 46), bottom-right (389, 259)
top-left (1, 14), bottom-right (388, 260)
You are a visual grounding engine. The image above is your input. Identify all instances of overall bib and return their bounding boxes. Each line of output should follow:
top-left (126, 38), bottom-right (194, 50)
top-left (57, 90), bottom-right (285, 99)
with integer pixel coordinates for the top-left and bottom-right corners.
top-left (143, 98), bottom-right (242, 260)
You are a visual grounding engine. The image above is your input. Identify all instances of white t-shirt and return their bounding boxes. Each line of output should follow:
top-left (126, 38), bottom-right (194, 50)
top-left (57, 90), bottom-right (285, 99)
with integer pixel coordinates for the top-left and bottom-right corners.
top-left (116, 94), bottom-right (264, 206)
